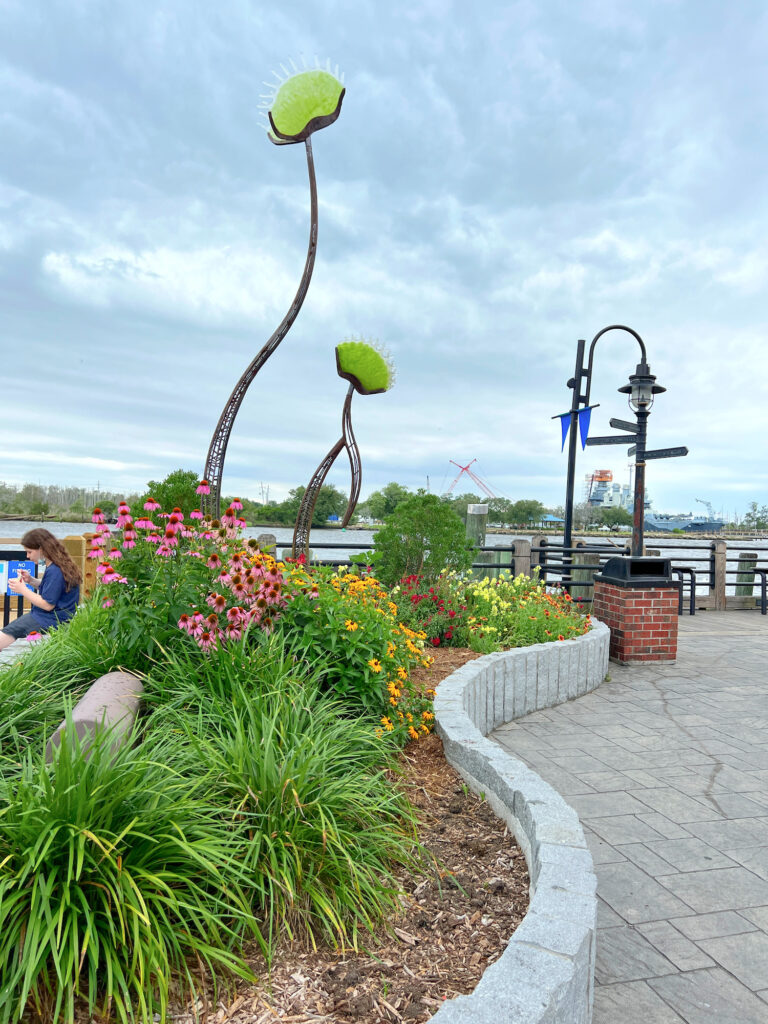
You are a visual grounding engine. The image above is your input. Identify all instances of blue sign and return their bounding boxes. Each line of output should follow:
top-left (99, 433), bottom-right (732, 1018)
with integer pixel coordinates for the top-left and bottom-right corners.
top-left (2, 560), bottom-right (36, 597)
top-left (327, 515), bottom-right (340, 522)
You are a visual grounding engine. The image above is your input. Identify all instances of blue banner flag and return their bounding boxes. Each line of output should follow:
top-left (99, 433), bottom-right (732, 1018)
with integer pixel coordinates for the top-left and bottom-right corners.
top-left (578, 407), bottom-right (592, 450)
top-left (560, 413), bottom-right (571, 452)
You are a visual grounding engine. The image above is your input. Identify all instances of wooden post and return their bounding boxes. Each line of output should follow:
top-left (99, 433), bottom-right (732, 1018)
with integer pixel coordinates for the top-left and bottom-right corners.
top-left (514, 539), bottom-right (531, 577)
top-left (735, 552), bottom-right (758, 598)
top-left (466, 504), bottom-right (493, 578)
top-left (571, 543), bottom-right (600, 604)
top-left (711, 539), bottom-right (727, 610)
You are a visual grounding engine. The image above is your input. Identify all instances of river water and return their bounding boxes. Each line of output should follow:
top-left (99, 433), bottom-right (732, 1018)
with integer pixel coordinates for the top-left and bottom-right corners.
top-left (2, 522), bottom-right (766, 595)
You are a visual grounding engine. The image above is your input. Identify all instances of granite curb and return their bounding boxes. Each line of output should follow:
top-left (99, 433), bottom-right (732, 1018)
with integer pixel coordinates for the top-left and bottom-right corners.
top-left (432, 619), bottom-right (610, 1023)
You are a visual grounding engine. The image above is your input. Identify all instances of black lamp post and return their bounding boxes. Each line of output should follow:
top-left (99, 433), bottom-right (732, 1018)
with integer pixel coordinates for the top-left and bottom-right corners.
top-left (557, 325), bottom-right (685, 572)
top-left (618, 361), bottom-right (666, 556)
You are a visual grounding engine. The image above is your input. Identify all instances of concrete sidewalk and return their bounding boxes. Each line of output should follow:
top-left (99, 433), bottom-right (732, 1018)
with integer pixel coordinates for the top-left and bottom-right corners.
top-left (491, 611), bottom-right (768, 1024)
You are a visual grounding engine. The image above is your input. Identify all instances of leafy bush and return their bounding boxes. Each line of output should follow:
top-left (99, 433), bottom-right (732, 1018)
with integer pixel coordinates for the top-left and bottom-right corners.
top-left (392, 570), bottom-right (591, 653)
top-left (276, 564), bottom-right (434, 742)
top-left (372, 494), bottom-right (474, 586)
top-left (149, 638), bottom-right (418, 950)
top-left (0, 729), bottom-right (253, 1024)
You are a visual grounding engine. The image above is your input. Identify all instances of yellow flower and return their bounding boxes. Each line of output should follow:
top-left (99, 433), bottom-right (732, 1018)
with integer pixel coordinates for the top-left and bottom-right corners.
top-left (380, 716), bottom-right (394, 732)
top-left (422, 710), bottom-right (434, 721)
top-left (408, 726), bottom-right (420, 740)
top-left (368, 658), bottom-right (382, 673)
top-left (397, 667), bottom-right (408, 681)
top-left (345, 619), bottom-right (359, 631)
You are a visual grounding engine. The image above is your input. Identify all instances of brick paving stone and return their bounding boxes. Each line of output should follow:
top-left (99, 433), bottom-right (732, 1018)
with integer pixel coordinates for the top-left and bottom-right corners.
top-left (696, 930), bottom-right (768, 991)
top-left (598, 862), bottom-right (696, 924)
top-left (672, 911), bottom-right (758, 940)
top-left (644, 836), bottom-right (740, 872)
top-left (595, 925), bottom-right (677, 983)
top-left (593, 980), bottom-right (687, 1023)
top-left (636, 921), bottom-right (715, 971)
top-left (649, 967), bottom-right (768, 1024)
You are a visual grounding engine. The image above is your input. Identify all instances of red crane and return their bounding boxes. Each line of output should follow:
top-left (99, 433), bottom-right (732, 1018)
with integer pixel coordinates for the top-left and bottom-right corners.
top-left (445, 459), bottom-right (498, 498)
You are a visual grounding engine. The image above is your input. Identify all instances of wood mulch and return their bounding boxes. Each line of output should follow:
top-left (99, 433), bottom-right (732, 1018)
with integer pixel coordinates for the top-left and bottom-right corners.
top-left (172, 648), bottom-right (530, 1024)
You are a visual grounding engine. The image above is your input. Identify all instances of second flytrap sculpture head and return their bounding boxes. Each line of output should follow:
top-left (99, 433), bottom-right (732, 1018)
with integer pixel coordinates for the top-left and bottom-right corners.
top-left (292, 340), bottom-right (395, 559)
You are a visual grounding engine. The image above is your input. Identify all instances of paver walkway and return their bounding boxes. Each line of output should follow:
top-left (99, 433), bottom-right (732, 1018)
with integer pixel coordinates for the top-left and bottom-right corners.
top-left (491, 611), bottom-right (768, 1024)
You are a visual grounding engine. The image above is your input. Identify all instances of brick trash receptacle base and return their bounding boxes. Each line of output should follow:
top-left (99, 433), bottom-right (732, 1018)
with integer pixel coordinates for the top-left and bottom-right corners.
top-left (593, 579), bottom-right (679, 664)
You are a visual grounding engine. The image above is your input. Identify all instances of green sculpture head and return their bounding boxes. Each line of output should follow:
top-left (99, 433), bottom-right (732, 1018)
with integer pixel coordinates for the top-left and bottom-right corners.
top-left (335, 338), bottom-right (395, 395)
top-left (266, 66), bottom-right (345, 145)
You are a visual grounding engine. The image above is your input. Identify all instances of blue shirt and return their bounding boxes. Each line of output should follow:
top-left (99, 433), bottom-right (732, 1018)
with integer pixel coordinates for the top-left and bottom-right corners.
top-left (31, 564), bottom-right (80, 629)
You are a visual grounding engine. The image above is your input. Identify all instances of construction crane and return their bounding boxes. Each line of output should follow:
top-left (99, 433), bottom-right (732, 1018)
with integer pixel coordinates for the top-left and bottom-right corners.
top-left (696, 498), bottom-right (715, 518)
top-left (445, 459), bottom-right (498, 499)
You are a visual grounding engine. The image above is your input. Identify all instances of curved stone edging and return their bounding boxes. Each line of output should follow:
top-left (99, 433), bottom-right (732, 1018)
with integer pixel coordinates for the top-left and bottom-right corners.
top-left (431, 618), bottom-right (610, 1024)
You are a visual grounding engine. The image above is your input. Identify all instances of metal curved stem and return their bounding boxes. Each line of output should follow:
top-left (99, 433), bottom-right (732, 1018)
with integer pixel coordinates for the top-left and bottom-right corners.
top-left (202, 137), bottom-right (319, 516)
top-left (340, 387), bottom-right (361, 527)
top-left (292, 385), bottom-right (358, 559)
top-left (584, 325), bottom-right (647, 405)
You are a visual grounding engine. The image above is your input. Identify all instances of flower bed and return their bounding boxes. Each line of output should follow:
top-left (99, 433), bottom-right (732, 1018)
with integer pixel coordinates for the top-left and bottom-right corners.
top-left (0, 498), bottom-right (595, 1023)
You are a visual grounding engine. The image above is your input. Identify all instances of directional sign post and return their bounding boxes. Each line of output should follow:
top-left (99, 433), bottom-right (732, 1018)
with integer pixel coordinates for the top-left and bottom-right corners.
top-left (645, 446), bottom-right (689, 461)
top-left (586, 434), bottom-right (639, 446)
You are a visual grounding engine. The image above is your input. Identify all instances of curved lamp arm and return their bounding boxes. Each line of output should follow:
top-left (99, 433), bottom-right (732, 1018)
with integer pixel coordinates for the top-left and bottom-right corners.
top-left (584, 324), bottom-right (647, 405)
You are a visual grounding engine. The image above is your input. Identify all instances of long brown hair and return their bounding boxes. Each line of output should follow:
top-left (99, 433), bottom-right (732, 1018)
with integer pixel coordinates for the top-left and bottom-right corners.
top-left (21, 529), bottom-right (82, 590)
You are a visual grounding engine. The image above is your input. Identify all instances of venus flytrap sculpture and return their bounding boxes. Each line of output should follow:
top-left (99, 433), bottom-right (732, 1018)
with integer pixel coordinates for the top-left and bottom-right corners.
top-left (292, 339), bottom-right (394, 558)
top-left (202, 62), bottom-right (345, 516)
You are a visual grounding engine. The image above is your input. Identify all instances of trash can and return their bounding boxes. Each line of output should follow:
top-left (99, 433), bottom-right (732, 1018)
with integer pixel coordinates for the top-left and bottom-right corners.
top-left (593, 556), bottom-right (679, 664)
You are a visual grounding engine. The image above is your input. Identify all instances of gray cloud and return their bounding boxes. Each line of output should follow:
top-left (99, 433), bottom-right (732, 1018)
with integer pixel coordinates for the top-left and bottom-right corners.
top-left (1, 0), bottom-right (766, 522)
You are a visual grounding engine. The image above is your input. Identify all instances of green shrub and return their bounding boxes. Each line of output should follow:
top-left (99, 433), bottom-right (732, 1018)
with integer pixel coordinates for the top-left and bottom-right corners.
top-left (391, 570), bottom-right (592, 653)
top-left (0, 729), bottom-right (253, 1024)
top-left (276, 564), bottom-right (434, 740)
top-left (372, 494), bottom-right (474, 586)
top-left (144, 635), bottom-right (419, 951)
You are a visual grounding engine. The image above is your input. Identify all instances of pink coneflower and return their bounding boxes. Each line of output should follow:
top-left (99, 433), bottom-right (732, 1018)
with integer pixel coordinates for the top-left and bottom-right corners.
top-left (134, 517), bottom-right (154, 530)
top-left (206, 553), bottom-right (222, 570)
top-left (230, 498), bottom-right (243, 511)
top-left (27, 631), bottom-right (43, 642)
top-left (196, 480), bottom-right (211, 495)
top-left (87, 548), bottom-right (104, 560)
top-left (224, 622), bottom-right (242, 642)
top-left (236, 518), bottom-right (247, 530)
top-left (95, 560), bottom-right (113, 576)
top-left (97, 523), bottom-right (112, 536)
top-left (163, 529), bottom-right (178, 546)
top-left (190, 509), bottom-right (203, 520)
top-left (229, 552), bottom-right (244, 569)
top-left (91, 507), bottom-right (105, 524)
top-left (167, 514), bottom-right (182, 533)
top-left (184, 549), bottom-right (202, 558)
top-left (172, 507), bottom-right (183, 516)
top-left (178, 613), bottom-right (192, 632)
top-left (116, 509), bottom-right (133, 528)
top-left (90, 536), bottom-right (104, 548)
top-left (156, 544), bottom-right (173, 557)
top-left (122, 538), bottom-right (136, 549)
top-left (144, 497), bottom-right (161, 512)
top-left (180, 526), bottom-right (194, 538)
top-left (221, 507), bottom-right (236, 527)
top-left (101, 599), bottom-right (114, 609)
top-left (145, 532), bottom-right (161, 545)
top-left (99, 568), bottom-right (122, 584)
top-left (197, 629), bottom-right (217, 651)
top-left (226, 606), bottom-right (246, 623)
top-left (108, 547), bottom-right (123, 560)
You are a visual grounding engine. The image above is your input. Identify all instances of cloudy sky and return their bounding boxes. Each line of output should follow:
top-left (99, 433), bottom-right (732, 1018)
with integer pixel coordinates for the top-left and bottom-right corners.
top-left (1, 0), bottom-right (766, 519)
